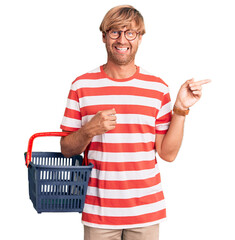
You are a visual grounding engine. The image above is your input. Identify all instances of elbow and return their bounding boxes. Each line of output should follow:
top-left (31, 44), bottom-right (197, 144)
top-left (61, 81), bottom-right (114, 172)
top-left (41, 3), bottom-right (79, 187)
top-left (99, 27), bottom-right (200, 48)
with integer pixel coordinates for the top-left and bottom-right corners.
top-left (60, 136), bottom-right (83, 158)
top-left (164, 156), bottom-right (177, 163)
top-left (60, 137), bottom-right (73, 158)
top-left (159, 153), bottom-right (177, 163)
top-left (61, 150), bottom-right (72, 158)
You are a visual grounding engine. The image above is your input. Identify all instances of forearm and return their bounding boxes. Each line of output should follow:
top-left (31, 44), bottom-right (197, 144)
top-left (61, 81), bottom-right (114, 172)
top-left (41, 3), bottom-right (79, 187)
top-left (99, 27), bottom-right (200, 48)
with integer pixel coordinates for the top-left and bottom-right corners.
top-left (60, 109), bottom-right (117, 157)
top-left (60, 124), bottom-right (93, 157)
top-left (160, 113), bottom-right (186, 162)
top-left (158, 77), bottom-right (210, 162)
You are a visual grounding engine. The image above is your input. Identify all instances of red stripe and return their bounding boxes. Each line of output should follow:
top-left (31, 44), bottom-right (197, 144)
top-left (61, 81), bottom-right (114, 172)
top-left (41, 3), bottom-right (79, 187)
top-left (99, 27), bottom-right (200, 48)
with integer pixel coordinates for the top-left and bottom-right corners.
top-left (156, 129), bottom-right (168, 135)
top-left (64, 108), bottom-right (81, 120)
top-left (89, 159), bottom-right (155, 171)
top-left (89, 142), bottom-right (154, 153)
top-left (60, 125), bottom-right (79, 132)
top-left (85, 191), bottom-right (164, 208)
top-left (72, 70), bottom-right (168, 85)
top-left (109, 124), bottom-right (155, 134)
top-left (88, 174), bottom-right (161, 190)
top-left (72, 72), bottom-right (103, 84)
top-left (82, 209), bottom-right (166, 225)
top-left (138, 73), bottom-right (168, 85)
top-left (77, 86), bottom-right (163, 100)
top-left (156, 112), bottom-right (172, 124)
top-left (80, 105), bottom-right (157, 117)
top-left (61, 123), bottom-right (155, 134)
top-left (68, 90), bottom-right (79, 101)
top-left (161, 92), bottom-right (171, 106)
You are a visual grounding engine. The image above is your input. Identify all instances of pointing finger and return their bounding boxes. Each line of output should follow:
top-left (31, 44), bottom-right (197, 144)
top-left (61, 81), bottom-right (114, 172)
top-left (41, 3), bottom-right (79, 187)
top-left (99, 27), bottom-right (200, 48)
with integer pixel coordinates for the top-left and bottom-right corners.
top-left (192, 79), bottom-right (211, 86)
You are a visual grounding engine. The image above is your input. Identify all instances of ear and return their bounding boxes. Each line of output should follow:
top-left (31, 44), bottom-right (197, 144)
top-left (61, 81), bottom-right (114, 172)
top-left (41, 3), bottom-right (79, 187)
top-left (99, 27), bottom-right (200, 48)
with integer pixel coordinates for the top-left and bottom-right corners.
top-left (102, 32), bottom-right (107, 43)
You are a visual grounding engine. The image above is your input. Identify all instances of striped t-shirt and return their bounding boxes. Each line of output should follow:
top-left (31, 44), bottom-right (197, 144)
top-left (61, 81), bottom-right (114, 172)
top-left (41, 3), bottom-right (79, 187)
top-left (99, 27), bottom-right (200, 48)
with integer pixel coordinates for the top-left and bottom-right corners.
top-left (60, 65), bottom-right (172, 229)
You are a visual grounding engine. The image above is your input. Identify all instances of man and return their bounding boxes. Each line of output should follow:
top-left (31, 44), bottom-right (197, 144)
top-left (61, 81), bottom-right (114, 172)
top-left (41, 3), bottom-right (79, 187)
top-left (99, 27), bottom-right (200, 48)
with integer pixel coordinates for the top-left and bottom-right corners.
top-left (60, 5), bottom-right (210, 240)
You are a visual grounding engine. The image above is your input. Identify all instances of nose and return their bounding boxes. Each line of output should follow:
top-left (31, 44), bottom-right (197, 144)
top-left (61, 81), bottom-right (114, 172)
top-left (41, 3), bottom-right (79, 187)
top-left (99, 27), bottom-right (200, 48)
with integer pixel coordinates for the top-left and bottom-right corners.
top-left (117, 31), bottom-right (127, 44)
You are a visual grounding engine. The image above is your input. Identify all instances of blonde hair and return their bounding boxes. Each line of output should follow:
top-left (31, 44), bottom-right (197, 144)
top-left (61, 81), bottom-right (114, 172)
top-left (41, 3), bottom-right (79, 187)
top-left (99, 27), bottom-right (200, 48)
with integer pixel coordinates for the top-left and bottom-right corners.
top-left (100, 5), bottom-right (146, 35)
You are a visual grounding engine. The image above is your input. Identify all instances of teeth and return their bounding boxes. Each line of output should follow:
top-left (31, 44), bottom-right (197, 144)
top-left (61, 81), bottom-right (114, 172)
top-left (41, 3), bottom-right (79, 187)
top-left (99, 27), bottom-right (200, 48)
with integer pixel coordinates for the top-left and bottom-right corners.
top-left (116, 47), bottom-right (128, 51)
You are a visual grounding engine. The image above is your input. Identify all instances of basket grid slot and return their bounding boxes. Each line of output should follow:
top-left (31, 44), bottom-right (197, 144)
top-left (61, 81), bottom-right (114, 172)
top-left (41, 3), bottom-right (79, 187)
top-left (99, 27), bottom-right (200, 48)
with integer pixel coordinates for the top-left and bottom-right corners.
top-left (40, 198), bottom-right (82, 210)
top-left (32, 156), bottom-right (73, 166)
top-left (40, 183), bottom-right (85, 196)
top-left (39, 169), bottom-right (87, 182)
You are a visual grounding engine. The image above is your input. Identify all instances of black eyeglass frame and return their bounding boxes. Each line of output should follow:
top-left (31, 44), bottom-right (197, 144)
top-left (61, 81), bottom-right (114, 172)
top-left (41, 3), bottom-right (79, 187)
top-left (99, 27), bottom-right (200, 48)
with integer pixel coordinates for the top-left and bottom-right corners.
top-left (106, 29), bottom-right (140, 41)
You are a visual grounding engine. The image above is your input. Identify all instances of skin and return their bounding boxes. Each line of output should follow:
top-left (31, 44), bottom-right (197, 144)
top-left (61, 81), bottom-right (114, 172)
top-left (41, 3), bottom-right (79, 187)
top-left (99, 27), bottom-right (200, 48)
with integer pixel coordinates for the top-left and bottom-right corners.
top-left (60, 22), bottom-right (211, 162)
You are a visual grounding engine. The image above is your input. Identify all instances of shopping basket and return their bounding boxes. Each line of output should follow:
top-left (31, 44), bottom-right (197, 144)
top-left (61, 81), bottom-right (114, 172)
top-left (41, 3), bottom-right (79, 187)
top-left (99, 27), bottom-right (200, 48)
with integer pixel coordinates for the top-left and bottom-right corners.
top-left (24, 132), bottom-right (93, 213)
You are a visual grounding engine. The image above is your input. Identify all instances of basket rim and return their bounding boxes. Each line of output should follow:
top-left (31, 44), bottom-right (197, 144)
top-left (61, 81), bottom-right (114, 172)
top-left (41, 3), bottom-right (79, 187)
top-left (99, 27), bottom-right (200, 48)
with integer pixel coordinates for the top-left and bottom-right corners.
top-left (28, 161), bottom-right (94, 169)
top-left (25, 151), bottom-right (93, 169)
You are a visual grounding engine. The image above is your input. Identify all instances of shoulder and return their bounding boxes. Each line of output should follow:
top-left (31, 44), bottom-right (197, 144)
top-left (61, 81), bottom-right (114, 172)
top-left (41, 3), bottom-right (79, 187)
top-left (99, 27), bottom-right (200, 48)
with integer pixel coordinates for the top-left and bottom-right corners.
top-left (138, 67), bottom-right (168, 87)
top-left (72, 67), bottom-right (102, 85)
top-left (138, 67), bottom-right (169, 95)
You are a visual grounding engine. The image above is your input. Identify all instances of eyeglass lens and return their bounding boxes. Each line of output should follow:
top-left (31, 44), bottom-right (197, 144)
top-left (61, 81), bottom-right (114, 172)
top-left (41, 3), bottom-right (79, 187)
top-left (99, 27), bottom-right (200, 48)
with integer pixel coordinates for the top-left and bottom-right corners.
top-left (108, 30), bottom-right (138, 40)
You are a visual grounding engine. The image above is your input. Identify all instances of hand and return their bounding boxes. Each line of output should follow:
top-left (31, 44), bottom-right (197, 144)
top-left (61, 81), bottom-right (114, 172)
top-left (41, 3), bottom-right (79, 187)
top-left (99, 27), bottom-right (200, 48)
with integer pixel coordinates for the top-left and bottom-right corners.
top-left (175, 78), bottom-right (211, 110)
top-left (84, 109), bottom-right (117, 138)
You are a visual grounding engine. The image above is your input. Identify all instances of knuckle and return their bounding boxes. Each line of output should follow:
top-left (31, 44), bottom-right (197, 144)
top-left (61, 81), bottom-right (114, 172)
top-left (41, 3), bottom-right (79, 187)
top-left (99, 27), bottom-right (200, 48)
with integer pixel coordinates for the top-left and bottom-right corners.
top-left (99, 113), bottom-right (106, 121)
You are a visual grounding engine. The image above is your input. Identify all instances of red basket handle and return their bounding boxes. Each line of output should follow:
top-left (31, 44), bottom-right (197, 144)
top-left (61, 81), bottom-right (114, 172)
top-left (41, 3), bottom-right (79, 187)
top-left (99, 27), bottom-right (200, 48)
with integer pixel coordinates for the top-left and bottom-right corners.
top-left (25, 132), bottom-right (82, 167)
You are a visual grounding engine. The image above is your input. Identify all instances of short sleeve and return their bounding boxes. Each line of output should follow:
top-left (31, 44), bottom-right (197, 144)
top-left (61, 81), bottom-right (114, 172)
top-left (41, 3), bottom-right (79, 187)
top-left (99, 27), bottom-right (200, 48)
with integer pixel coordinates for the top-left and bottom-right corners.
top-left (155, 87), bottom-right (172, 134)
top-left (60, 83), bottom-right (82, 132)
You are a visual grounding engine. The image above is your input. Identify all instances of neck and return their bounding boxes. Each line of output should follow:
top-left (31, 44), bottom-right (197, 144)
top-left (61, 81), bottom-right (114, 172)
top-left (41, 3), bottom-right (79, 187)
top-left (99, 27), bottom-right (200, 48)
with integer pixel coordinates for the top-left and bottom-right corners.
top-left (103, 61), bottom-right (137, 79)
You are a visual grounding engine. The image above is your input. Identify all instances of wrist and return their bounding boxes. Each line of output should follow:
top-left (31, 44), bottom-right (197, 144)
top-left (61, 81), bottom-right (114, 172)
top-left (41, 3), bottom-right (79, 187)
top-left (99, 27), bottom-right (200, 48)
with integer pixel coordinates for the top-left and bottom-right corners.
top-left (174, 101), bottom-right (189, 111)
top-left (173, 104), bottom-right (189, 116)
top-left (81, 123), bottom-right (95, 139)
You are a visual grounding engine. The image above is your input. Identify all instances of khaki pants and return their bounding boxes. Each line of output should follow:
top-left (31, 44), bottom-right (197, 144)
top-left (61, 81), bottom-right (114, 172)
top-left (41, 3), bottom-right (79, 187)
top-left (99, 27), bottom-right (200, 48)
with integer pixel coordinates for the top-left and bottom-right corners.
top-left (84, 224), bottom-right (159, 240)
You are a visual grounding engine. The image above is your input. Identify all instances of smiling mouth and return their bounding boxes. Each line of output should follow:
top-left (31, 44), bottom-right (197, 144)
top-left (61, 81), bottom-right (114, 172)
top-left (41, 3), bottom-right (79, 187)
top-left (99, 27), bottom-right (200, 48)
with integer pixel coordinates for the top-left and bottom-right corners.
top-left (115, 46), bottom-right (129, 52)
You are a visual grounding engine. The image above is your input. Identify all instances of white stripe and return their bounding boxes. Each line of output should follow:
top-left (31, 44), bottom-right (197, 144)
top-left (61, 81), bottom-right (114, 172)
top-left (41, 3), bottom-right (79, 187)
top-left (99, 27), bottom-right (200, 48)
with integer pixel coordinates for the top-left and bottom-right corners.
top-left (82, 218), bottom-right (166, 229)
top-left (66, 99), bottom-right (80, 111)
top-left (86, 181), bottom-right (163, 199)
top-left (88, 150), bottom-right (156, 162)
top-left (61, 116), bottom-right (81, 128)
top-left (72, 78), bottom-right (168, 93)
top-left (157, 102), bottom-right (172, 119)
top-left (139, 67), bottom-right (157, 77)
top-left (156, 122), bottom-right (170, 131)
top-left (90, 167), bottom-right (159, 181)
top-left (92, 133), bottom-right (155, 143)
top-left (88, 67), bottom-right (100, 73)
top-left (79, 95), bottom-right (161, 109)
top-left (139, 67), bottom-right (152, 75)
top-left (83, 199), bottom-right (166, 217)
top-left (82, 114), bottom-right (155, 126)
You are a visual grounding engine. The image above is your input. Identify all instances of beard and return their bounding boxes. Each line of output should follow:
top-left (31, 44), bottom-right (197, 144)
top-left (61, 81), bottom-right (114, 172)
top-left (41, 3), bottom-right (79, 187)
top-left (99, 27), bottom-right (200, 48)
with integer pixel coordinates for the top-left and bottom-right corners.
top-left (105, 43), bottom-right (138, 66)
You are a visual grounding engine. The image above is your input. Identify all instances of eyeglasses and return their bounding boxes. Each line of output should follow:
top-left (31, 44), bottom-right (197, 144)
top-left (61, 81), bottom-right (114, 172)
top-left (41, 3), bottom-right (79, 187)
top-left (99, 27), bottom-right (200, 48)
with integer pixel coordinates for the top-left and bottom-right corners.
top-left (107, 29), bottom-right (140, 41)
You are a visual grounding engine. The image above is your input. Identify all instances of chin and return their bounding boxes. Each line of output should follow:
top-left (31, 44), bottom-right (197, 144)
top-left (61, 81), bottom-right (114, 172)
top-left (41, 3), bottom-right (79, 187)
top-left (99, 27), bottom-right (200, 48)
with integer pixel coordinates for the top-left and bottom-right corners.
top-left (111, 55), bottom-right (135, 66)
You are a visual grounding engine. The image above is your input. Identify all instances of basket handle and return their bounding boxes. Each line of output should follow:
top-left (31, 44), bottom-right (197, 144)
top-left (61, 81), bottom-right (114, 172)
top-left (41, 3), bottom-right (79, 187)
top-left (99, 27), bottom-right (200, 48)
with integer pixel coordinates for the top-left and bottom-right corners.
top-left (25, 132), bottom-right (86, 167)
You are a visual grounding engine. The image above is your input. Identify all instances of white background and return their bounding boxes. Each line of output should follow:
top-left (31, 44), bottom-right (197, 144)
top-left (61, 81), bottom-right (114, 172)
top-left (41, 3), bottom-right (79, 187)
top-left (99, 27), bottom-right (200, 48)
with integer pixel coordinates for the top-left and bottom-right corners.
top-left (1, 0), bottom-right (234, 239)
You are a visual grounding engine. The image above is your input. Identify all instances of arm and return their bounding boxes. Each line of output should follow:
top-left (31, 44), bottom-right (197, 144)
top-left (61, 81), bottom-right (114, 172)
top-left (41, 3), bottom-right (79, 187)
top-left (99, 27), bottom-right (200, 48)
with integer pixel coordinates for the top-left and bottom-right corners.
top-left (156, 78), bottom-right (211, 162)
top-left (61, 109), bottom-right (116, 157)
top-left (156, 113), bottom-right (185, 162)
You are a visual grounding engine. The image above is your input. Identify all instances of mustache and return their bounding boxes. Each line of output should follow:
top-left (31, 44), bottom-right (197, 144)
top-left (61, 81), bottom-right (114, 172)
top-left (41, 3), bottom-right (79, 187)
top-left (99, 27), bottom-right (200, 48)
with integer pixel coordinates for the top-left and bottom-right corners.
top-left (112, 43), bottom-right (130, 48)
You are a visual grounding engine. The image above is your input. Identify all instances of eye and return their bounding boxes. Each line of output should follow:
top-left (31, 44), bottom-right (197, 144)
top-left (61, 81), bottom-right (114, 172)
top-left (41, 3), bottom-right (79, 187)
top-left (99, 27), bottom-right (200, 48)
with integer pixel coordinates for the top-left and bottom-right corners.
top-left (111, 30), bottom-right (119, 35)
top-left (126, 31), bottom-right (134, 36)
